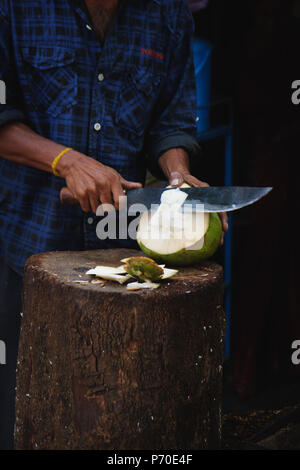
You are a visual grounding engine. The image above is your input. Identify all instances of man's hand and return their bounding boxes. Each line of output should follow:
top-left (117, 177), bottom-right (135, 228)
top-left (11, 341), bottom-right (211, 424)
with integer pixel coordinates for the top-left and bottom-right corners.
top-left (57, 150), bottom-right (142, 213)
top-left (158, 148), bottom-right (228, 245)
top-left (0, 123), bottom-right (142, 214)
top-left (168, 170), bottom-right (228, 245)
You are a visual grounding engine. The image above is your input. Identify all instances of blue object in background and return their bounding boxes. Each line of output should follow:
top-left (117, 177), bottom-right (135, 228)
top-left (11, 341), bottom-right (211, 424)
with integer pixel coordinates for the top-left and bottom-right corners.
top-left (193, 37), bottom-right (233, 359)
top-left (193, 38), bottom-right (213, 133)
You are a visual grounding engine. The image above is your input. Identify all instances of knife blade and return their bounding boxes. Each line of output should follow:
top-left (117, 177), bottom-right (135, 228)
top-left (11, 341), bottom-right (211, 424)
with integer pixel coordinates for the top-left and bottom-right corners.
top-left (125, 186), bottom-right (272, 213)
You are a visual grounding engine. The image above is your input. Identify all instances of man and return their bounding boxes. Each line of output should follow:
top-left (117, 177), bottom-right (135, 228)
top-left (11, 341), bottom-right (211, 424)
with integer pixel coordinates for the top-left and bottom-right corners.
top-left (0, 0), bottom-right (227, 449)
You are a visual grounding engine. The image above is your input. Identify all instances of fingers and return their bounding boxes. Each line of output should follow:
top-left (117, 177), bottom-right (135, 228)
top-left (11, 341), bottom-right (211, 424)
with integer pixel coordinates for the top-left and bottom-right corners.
top-left (77, 187), bottom-right (92, 213)
top-left (78, 177), bottom-right (122, 213)
top-left (60, 187), bottom-right (78, 205)
top-left (168, 171), bottom-right (209, 188)
top-left (218, 212), bottom-right (229, 233)
top-left (120, 177), bottom-right (143, 190)
top-left (98, 176), bottom-right (142, 212)
top-left (89, 191), bottom-right (101, 214)
top-left (78, 194), bottom-right (92, 213)
top-left (169, 171), bottom-right (184, 187)
top-left (97, 173), bottom-right (123, 211)
top-left (218, 212), bottom-right (228, 247)
top-left (183, 174), bottom-right (210, 188)
top-left (111, 183), bottom-right (125, 211)
top-left (120, 178), bottom-right (143, 211)
top-left (64, 181), bottom-right (100, 214)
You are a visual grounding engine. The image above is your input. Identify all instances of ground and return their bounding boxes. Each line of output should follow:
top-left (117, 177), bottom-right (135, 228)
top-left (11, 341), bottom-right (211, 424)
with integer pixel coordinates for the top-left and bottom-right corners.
top-left (222, 361), bottom-right (300, 450)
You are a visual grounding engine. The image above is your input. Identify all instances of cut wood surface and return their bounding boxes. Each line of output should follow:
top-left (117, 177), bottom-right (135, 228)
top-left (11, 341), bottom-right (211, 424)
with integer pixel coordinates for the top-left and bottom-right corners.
top-left (15, 249), bottom-right (225, 450)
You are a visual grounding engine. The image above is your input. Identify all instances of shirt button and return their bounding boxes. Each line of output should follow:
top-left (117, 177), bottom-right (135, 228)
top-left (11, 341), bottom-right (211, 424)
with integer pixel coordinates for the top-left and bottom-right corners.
top-left (94, 122), bottom-right (102, 132)
top-left (86, 24), bottom-right (92, 31)
top-left (98, 73), bottom-right (104, 82)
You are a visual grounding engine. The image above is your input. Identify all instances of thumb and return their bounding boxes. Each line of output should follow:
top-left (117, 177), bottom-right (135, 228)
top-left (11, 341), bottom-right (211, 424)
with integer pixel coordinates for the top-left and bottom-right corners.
top-left (60, 187), bottom-right (78, 205)
top-left (169, 172), bottom-right (184, 187)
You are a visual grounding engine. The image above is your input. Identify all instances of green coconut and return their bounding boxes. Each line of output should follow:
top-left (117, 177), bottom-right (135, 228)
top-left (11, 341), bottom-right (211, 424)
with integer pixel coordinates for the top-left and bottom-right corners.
top-left (123, 256), bottom-right (164, 282)
top-left (136, 186), bottom-right (222, 266)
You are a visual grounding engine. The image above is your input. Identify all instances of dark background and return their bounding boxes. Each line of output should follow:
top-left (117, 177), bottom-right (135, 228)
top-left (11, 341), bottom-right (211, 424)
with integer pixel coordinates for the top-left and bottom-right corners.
top-left (191, 0), bottom-right (300, 411)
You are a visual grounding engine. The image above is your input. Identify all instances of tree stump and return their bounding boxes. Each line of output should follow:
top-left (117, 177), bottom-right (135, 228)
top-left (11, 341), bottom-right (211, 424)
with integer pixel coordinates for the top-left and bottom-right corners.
top-left (15, 249), bottom-right (225, 450)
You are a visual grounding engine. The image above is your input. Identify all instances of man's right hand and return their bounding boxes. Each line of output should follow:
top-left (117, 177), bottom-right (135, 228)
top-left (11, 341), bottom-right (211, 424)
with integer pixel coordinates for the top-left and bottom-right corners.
top-left (0, 123), bottom-right (142, 214)
top-left (57, 150), bottom-right (142, 214)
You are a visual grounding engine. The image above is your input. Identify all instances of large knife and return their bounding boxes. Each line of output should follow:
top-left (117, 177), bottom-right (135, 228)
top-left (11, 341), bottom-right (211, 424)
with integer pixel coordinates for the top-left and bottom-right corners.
top-left (125, 186), bottom-right (272, 213)
top-left (60, 186), bottom-right (272, 213)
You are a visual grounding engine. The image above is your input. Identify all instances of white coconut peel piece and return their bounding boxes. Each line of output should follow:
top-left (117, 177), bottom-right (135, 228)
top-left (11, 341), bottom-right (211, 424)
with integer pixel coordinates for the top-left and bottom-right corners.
top-left (95, 273), bottom-right (132, 284)
top-left (86, 265), bottom-right (126, 276)
top-left (127, 281), bottom-right (160, 291)
top-left (161, 268), bottom-right (178, 279)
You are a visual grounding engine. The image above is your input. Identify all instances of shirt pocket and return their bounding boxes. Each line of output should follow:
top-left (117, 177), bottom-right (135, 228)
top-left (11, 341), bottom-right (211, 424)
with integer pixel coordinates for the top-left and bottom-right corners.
top-left (21, 46), bottom-right (77, 118)
top-left (115, 67), bottom-right (161, 136)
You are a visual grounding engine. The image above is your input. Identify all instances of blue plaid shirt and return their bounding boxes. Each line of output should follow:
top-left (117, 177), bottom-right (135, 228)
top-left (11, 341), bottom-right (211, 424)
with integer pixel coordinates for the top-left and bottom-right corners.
top-left (0, 0), bottom-right (200, 275)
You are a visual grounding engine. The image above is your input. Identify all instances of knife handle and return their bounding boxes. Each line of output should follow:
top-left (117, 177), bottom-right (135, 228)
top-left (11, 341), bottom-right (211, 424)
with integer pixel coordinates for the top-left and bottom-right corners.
top-left (60, 187), bottom-right (78, 205)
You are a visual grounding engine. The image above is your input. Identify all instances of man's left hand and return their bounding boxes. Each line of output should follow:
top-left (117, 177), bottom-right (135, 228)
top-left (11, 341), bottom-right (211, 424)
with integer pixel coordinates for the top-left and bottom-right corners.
top-left (168, 170), bottom-right (228, 246)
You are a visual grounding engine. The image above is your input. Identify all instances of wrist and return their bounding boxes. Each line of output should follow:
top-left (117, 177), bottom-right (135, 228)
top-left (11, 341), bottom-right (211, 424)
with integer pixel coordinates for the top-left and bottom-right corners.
top-left (55, 149), bottom-right (83, 178)
top-left (158, 148), bottom-right (190, 179)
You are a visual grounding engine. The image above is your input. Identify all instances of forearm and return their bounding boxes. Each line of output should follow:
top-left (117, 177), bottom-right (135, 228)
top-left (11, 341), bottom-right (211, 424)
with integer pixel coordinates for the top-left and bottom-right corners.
top-left (0, 121), bottom-right (73, 173)
top-left (158, 148), bottom-right (190, 180)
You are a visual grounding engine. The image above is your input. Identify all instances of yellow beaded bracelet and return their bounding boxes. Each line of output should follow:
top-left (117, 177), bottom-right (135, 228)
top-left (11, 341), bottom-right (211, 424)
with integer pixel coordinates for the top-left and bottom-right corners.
top-left (51, 147), bottom-right (72, 177)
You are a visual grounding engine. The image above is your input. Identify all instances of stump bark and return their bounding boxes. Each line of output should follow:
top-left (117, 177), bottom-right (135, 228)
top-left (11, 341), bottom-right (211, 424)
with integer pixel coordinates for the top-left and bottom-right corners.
top-left (15, 249), bottom-right (225, 450)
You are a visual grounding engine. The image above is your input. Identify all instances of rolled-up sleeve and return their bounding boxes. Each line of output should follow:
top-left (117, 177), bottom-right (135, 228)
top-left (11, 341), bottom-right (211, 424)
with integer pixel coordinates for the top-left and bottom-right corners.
top-left (0, 2), bottom-right (27, 128)
top-left (145, 1), bottom-right (200, 179)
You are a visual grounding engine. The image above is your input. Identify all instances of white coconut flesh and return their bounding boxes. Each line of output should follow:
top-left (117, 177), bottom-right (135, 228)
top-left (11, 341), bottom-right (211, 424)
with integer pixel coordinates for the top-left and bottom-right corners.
top-left (137, 188), bottom-right (210, 254)
top-left (161, 268), bottom-right (178, 279)
top-left (127, 281), bottom-right (160, 291)
top-left (86, 266), bottom-right (131, 284)
top-left (92, 273), bottom-right (132, 284)
top-left (86, 265), bottom-right (126, 276)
